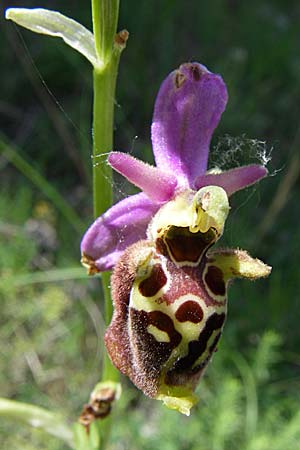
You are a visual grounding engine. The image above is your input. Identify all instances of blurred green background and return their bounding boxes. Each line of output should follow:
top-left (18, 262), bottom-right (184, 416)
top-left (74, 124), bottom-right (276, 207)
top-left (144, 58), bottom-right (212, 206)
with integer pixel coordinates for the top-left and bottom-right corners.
top-left (1, 1), bottom-right (300, 449)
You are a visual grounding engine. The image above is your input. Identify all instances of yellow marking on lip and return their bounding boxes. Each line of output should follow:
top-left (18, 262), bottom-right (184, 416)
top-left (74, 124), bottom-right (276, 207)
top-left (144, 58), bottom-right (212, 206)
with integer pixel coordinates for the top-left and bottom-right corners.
top-left (147, 325), bottom-right (171, 343)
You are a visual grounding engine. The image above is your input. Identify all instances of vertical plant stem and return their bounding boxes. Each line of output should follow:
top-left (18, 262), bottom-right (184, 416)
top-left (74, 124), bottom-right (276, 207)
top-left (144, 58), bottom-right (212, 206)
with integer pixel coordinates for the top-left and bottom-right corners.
top-left (92, 52), bottom-right (122, 385)
top-left (101, 271), bottom-right (119, 382)
top-left (91, 0), bottom-right (120, 63)
top-left (89, 2), bottom-right (128, 447)
top-left (92, 55), bottom-right (119, 450)
top-left (93, 55), bottom-right (119, 412)
top-left (93, 51), bottom-right (120, 348)
top-left (90, 3), bottom-right (127, 448)
top-left (92, 0), bottom-right (127, 385)
top-left (92, 65), bottom-right (114, 217)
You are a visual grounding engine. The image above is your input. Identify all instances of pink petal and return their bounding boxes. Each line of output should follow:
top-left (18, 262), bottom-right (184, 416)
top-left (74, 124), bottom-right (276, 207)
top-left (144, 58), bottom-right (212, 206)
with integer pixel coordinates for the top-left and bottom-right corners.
top-left (108, 152), bottom-right (177, 203)
top-left (151, 62), bottom-right (228, 188)
top-left (81, 193), bottom-right (159, 272)
top-left (194, 165), bottom-right (268, 195)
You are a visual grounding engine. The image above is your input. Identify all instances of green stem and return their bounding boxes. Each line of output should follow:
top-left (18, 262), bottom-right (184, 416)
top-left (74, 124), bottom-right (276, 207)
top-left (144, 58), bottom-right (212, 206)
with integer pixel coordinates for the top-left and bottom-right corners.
top-left (92, 39), bottom-right (122, 385)
top-left (92, 50), bottom-right (121, 391)
top-left (101, 271), bottom-right (119, 382)
top-left (92, 66), bottom-right (113, 217)
top-left (97, 273), bottom-right (119, 448)
top-left (91, 0), bottom-right (120, 63)
top-left (90, 1), bottom-right (126, 448)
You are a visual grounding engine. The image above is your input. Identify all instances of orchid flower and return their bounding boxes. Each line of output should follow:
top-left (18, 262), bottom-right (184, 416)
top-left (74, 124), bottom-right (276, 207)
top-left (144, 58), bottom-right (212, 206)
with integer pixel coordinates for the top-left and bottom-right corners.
top-left (81, 62), bottom-right (271, 415)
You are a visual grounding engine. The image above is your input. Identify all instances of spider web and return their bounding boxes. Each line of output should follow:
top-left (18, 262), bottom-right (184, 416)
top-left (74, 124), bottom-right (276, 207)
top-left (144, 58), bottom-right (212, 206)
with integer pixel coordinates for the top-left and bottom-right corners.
top-left (209, 134), bottom-right (272, 171)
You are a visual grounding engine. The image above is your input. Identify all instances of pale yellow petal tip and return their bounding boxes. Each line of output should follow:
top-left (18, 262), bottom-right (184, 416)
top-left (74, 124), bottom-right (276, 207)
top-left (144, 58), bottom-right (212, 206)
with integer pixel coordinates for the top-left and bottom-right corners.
top-left (5, 8), bottom-right (14, 20)
top-left (234, 251), bottom-right (272, 279)
top-left (258, 261), bottom-right (272, 278)
top-left (5, 7), bottom-right (30, 20)
top-left (210, 248), bottom-right (272, 280)
top-left (156, 393), bottom-right (198, 416)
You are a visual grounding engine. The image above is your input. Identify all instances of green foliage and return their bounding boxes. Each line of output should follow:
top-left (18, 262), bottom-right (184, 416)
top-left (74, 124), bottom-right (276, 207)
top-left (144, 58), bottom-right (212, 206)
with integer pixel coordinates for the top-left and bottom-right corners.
top-left (0, 189), bottom-right (104, 450)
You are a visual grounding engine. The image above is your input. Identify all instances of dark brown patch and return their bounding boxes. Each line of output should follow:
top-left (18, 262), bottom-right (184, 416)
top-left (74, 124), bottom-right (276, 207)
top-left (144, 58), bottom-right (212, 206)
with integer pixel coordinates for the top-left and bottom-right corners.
top-left (165, 226), bottom-right (216, 263)
top-left (209, 332), bottom-right (221, 353)
top-left (138, 264), bottom-right (167, 297)
top-left (81, 252), bottom-right (100, 275)
top-left (175, 301), bottom-right (204, 323)
top-left (129, 309), bottom-right (182, 396)
top-left (205, 265), bottom-right (226, 296)
top-left (174, 71), bottom-right (186, 88)
top-left (155, 237), bottom-right (168, 257)
top-left (147, 311), bottom-right (182, 345)
top-left (78, 387), bottom-right (117, 430)
top-left (190, 64), bottom-right (202, 81)
top-left (105, 240), bottom-right (153, 377)
top-left (201, 191), bottom-right (211, 210)
top-left (165, 312), bottom-right (225, 385)
top-left (114, 29), bottom-right (129, 47)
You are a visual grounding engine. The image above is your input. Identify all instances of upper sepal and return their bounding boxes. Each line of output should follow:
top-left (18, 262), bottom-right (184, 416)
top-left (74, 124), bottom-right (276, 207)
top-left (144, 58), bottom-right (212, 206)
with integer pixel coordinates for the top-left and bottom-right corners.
top-left (151, 62), bottom-right (228, 188)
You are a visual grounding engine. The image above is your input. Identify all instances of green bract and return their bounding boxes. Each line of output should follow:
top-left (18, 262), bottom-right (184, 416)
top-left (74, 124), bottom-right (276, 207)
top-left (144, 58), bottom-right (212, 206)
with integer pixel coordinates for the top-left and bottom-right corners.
top-left (5, 8), bottom-right (100, 68)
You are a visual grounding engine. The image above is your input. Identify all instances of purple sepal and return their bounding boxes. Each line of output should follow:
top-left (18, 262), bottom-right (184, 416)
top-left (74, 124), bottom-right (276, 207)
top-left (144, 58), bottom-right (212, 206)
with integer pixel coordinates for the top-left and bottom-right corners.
top-left (80, 193), bottom-right (159, 271)
top-left (108, 152), bottom-right (177, 203)
top-left (194, 165), bottom-right (268, 195)
top-left (151, 62), bottom-right (228, 188)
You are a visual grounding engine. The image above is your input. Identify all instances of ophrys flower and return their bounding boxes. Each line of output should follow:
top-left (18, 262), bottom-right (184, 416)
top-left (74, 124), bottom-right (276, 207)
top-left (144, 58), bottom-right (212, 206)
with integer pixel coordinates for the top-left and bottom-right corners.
top-left (81, 62), bottom-right (271, 415)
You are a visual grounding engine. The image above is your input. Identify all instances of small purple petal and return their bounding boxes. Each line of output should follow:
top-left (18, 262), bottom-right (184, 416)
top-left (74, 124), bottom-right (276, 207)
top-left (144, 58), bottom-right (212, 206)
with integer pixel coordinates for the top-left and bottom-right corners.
top-left (81, 193), bottom-right (159, 272)
top-left (194, 165), bottom-right (268, 195)
top-left (151, 62), bottom-right (228, 188)
top-left (108, 152), bottom-right (177, 203)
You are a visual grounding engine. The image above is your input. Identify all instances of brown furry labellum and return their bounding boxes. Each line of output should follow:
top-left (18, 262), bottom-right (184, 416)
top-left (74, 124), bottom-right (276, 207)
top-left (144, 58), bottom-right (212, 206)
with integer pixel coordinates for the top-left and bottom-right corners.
top-left (104, 187), bottom-right (271, 415)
